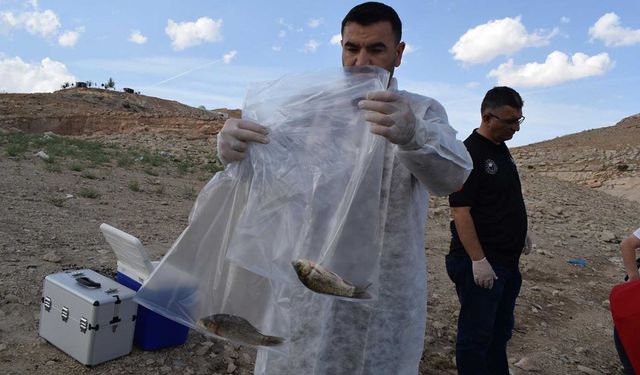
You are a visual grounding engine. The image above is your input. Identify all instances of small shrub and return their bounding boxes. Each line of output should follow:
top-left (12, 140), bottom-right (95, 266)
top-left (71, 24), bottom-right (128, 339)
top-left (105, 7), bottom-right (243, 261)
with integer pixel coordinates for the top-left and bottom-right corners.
top-left (117, 154), bottom-right (134, 167)
top-left (128, 180), bottom-right (141, 192)
top-left (48, 196), bottom-right (66, 207)
top-left (81, 170), bottom-right (97, 179)
top-left (139, 151), bottom-right (166, 167)
top-left (182, 185), bottom-right (197, 200)
top-left (202, 158), bottom-right (224, 174)
top-left (176, 160), bottom-right (193, 175)
top-left (153, 184), bottom-right (165, 195)
top-left (69, 162), bottom-right (84, 172)
top-left (6, 143), bottom-right (28, 157)
top-left (44, 161), bottom-right (62, 173)
top-left (1, 133), bottom-right (30, 157)
top-left (78, 187), bottom-right (100, 199)
top-left (143, 167), bottom-right (159, 176)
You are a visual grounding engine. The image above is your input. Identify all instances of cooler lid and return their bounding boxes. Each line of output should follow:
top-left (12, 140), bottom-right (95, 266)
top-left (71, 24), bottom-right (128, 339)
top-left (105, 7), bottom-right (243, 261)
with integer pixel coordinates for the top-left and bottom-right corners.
top-left (100, 223), bottom-right (154, 278)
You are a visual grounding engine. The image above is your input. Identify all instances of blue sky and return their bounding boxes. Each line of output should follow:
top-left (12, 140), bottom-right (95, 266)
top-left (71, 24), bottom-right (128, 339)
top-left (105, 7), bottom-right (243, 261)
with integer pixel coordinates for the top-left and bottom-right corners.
top-left (1, 0), bottom-right (639, 146)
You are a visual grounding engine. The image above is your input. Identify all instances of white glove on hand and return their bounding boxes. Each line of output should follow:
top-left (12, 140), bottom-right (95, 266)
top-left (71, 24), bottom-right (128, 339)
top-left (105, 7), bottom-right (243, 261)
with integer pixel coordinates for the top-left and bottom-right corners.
top-left (217, 118), bottom-right (269, 164)
top-left (358, 91), bottom-right (417, 146)
top-left (522, 234), bottom-right (533, 255)
top-left (472, 257), bottom-right (498, 289)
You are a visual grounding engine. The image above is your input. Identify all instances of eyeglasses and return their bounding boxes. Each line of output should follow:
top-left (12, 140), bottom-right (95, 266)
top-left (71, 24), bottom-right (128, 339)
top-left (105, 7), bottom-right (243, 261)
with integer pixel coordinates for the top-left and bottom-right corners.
top-left (487, 113), bottom-right (525, 126)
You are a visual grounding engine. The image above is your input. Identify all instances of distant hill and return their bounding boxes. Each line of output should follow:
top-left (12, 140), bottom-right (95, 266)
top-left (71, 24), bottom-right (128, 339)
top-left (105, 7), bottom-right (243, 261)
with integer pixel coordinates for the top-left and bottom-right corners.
top-left (0, 87), bottom-right (236, 136)
top-left (513, 113), bottom-right (640, 203)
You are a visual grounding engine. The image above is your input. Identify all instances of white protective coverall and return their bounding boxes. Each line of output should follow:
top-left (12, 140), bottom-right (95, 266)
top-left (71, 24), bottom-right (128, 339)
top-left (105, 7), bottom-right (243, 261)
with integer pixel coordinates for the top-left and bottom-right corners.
top-left (247, 77), bottom-right (473, 375)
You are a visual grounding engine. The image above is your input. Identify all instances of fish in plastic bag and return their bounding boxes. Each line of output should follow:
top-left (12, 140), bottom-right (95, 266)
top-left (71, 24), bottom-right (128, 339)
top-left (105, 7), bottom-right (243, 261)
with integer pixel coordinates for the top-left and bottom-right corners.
top-left (291, 259), bottom-right (371, 299)
top-left (196, 314), bottom-right (285, 347)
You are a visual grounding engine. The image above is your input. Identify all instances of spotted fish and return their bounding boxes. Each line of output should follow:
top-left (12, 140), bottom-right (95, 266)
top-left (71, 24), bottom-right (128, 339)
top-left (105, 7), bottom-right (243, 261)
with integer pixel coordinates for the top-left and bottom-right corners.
top-left (291, 259), bottom-right (370, 299)
top-left (196, 314), bottom-right (284, 347)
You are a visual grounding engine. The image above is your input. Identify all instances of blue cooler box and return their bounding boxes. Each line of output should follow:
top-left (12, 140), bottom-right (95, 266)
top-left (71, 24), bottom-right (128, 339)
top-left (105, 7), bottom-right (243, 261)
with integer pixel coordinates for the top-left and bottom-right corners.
top-left (116, 264), bottom-right (189, 351)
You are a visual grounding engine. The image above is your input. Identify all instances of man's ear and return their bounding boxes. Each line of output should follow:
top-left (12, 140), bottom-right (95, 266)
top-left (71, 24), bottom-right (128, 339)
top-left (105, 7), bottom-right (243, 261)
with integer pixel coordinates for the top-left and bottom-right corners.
top-left (394, 42), bottom-right (406, 67)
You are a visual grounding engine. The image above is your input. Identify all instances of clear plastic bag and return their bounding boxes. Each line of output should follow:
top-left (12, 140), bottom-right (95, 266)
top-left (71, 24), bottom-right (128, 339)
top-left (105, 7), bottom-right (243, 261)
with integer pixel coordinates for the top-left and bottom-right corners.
top-left (226, 66), bottom-right (390, 301)
top-left (134, 66), bottom-right (390, 353)
top-left (135, 167), bottom-right (291, 353)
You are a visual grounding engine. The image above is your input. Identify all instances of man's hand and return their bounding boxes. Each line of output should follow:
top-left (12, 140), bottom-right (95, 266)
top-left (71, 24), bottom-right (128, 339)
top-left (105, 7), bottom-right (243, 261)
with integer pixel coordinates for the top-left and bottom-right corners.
top-left (472, 257), bottom-right (498, 289)
top-left (522, 233), bottom-right (533, 255)
top-left (358, 91), bottom-right (416, 146)
top-left (217, 119), bottom-right (270, 164)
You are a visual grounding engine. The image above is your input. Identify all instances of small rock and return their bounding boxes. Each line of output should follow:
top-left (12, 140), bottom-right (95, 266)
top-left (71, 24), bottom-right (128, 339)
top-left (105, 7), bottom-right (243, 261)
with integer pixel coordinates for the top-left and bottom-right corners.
top-left (196, 345), bottom-right (210, 356)
top-left (514, 356), bottom-right (541, 372)
top-left (242, 353), bottom-right (252, 362)
top-left (425, 335), bottom-right (436, 344)
top-left (4, 294), bottom-right (20, 304)
top-left (0, 343), bottom-right (7, 352)
top-left (577, 364), bottom-right (601, 375)
top-left (42, 251), bottom-right (62, 263)
top-left (226, 361), bottom-right (237, 374)
top-left (598, 231), bottom-right (617, 243)
top-left (36, 151), bottom-right (50, 160)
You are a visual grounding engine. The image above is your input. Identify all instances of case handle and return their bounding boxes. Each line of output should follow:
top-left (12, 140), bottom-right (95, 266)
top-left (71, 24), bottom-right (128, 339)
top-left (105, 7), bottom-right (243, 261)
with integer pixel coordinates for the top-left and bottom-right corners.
top-left (76, 276), bottom-right (101, 289)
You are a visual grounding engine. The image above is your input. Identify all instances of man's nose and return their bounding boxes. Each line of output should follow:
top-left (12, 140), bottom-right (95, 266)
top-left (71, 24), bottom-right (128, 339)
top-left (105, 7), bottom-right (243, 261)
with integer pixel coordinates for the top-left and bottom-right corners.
top-left (354, 51), bottom-right (371, 66)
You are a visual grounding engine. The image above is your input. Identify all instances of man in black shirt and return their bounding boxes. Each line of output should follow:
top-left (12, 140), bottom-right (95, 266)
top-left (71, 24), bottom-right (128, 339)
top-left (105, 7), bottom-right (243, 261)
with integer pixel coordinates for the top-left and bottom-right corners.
top-left (447, 86), bottom-right (531, 375)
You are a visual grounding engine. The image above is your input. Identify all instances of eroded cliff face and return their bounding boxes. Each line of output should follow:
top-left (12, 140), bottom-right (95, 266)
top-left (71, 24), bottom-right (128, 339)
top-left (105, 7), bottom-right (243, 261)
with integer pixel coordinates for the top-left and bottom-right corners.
top-left (0, 87), bottom-right (234, 137)
top-left (513, 114), bottom-right (640, 203)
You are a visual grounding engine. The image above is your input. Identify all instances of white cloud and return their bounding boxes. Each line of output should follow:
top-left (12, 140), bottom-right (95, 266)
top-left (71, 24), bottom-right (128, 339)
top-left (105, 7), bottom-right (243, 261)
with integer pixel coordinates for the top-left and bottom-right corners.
top-left (301, 39), bottom-right (319, 53)
top-left (330, 33), bottom-right (341, 45)
top-left (307, 18), bottom-right (322, 28)
top-left (488, 51), bottom-right (613, 88)
top-left (589, 12), bottom-right (640, 47)
top-left (465, 81), bottom-right (480, 89)
top-left (560, 16), bottom-right (570, 24)
top-left (222, 50), bottom-right (237, 64)
top-left (0, 8), bottom-right (60, 37)
top-left (272, 45), bottom-right (282, 52)
top-left (165, 17), bottom-right (223, 50)
top-left (128, 30), bottom-right (147, 44)
top-left (0, 56), bottom-right (75, 93)
top-left (278, 30), bottom-right (286, 38)
top-left (404, 43), bottom-right (416, 54)
top-left (450, 16), bottom-right (556, 64)
top-left (58, 27), bottom-right (83, 47)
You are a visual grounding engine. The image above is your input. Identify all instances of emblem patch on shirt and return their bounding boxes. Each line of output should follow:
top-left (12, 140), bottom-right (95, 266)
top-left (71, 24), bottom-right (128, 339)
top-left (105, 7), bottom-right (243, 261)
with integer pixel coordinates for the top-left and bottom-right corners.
top-left (484, 159), bottom-right (498, 175)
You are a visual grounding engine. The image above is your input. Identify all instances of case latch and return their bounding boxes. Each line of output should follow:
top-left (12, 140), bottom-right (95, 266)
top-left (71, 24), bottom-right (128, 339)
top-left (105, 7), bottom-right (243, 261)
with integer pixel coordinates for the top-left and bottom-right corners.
top-left (61, 306), bottom-right (69, 322)
top-left (80, 317), bottom-right (88, 333)
top-left (43, 296), bottom-right (52, 312)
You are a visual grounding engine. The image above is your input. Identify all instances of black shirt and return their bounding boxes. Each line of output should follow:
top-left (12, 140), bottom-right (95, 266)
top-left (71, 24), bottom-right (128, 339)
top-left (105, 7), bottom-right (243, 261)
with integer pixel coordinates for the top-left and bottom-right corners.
top-left (448, 129), bottom-right (528, 267)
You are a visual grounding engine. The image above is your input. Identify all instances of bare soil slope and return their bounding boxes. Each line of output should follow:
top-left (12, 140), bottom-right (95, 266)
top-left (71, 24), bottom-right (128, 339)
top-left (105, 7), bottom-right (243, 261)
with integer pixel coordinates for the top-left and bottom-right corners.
top-left (0, 97), bottom-right (638, 374)
top-left (0, 88), bottom-right (233, 136)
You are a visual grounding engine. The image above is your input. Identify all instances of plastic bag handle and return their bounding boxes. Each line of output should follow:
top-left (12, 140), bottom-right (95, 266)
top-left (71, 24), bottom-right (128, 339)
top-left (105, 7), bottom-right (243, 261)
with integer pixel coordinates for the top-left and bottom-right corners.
top-left (76, 276), bottom-right (101, 289)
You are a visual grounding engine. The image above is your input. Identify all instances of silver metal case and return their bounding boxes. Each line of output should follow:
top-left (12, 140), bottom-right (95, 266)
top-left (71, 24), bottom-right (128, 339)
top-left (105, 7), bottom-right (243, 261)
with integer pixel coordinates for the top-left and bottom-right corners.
top-left (39, 269), bottom-right (137, 366)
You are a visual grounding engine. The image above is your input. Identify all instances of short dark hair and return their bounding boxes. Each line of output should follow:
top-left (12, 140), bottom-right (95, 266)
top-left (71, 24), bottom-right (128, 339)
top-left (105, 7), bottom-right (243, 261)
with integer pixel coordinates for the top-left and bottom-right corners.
top-left (341, 2), bottom-right (402, 44)
top-left (481, 86), bottom-right (524, 114)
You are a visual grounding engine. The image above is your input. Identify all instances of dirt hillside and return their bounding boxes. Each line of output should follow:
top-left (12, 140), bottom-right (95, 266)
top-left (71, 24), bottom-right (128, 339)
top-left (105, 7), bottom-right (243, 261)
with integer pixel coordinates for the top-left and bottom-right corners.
top-left (0, 89), bottom-right (639, 374)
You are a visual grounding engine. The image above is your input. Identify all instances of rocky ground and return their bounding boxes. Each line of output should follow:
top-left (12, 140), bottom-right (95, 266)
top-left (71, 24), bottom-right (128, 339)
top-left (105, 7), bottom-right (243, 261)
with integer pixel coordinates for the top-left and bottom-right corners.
top-left (0, 89), bottom-right (638, 374)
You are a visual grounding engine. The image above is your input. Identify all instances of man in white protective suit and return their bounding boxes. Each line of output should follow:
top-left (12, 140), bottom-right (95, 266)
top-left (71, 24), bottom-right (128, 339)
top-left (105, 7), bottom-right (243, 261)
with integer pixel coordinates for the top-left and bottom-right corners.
top-left (216, 2), bottom-right (473, 374)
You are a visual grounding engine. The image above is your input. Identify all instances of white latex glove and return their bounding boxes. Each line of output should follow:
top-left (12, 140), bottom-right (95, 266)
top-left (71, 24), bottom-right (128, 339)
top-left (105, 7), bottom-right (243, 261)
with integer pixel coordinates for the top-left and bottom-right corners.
top-left (217, 118), bottom-right (269, 164)
top-left (523, 234), bottom-right (533, 255)
top-left (472, 257), bottom-right (498, 289)
top-left (358, 90), bottom-right (417, 146)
